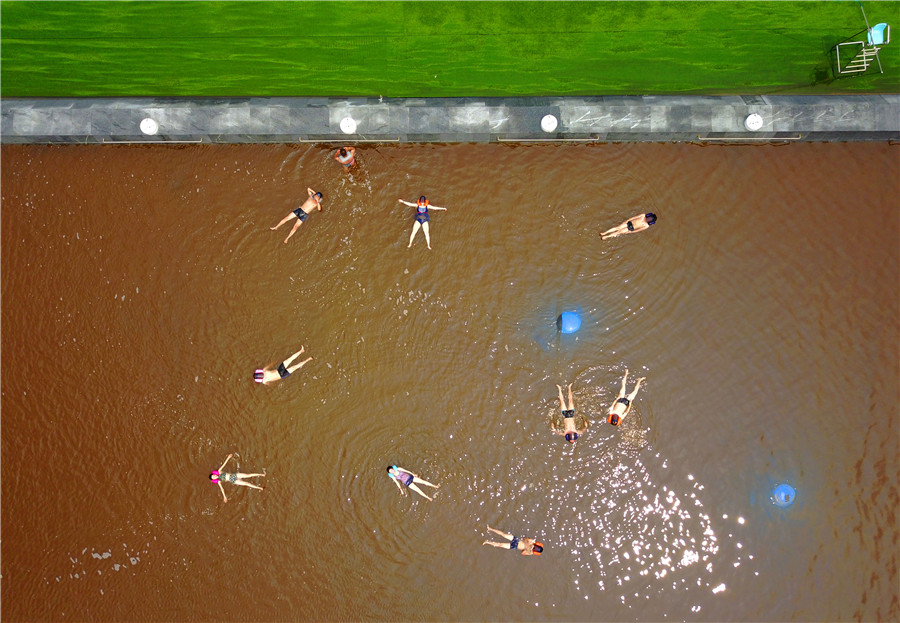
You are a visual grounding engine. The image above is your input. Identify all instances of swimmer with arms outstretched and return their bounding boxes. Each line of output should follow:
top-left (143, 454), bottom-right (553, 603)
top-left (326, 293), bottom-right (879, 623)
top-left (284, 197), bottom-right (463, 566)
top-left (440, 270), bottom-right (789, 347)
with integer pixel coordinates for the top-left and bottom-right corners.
top-left (254, 347), bottom-right (312, 384)
top-left (551, 383), bottom-right (589, 443)
top-left (482, 525), bottom-right (543, 556)
top-left (398, 196), bottom-right (447, 250)
top-left (271, 188), bottom-right (323, 244)
top-left (601, 212), bottom-right (657, 240)
top-left (209, 454), bottom-right (265, 503)
top-left (386, 465), bottom-right (441, 501)
top-left (607, 369), bottom-right (645, 426)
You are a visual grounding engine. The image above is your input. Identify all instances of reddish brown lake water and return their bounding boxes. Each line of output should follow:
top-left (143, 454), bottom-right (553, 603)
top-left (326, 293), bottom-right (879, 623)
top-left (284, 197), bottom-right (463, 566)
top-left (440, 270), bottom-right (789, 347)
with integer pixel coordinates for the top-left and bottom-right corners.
top-left (1, 142), bottom-right (897, 622)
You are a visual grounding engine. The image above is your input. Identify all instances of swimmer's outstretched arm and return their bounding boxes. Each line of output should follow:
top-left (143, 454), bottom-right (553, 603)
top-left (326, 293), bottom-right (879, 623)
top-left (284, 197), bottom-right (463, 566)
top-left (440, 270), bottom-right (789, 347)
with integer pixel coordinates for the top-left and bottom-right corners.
top-left (428, 205), bottom-right (446, 211)
top-left (218, 454), bottom-right (234, 473)
top-left (398, 199), bottom-right (416, 207)
top-left (217, 481), bottom-right (228, 503)
top-left (391, 478), bottom-right (406, 495)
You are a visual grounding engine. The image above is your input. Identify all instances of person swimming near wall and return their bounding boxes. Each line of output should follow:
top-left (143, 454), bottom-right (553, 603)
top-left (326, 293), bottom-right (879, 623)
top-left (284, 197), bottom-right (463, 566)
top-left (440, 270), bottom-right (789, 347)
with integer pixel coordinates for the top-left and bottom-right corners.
top-left (607, 369), bottom-right (645, 427)
top-left (397, 196), bottom-right (447, 250)
top-left (600, 212), bottom-right (657, 240)
top-left (254, 347), bottom-right (312, 385)
top-left (270, 187), bottom-right (323, 244)
top-left (482, 524), bottom-right (543, 556)
top-left (209, 454), bottom-right (265, 503)
top-left (551, 383), bottom-right (589, 443)
top-left (386, 465), bottom-right (441, 501)
top-left (333, 146), bottom-right (356, 170)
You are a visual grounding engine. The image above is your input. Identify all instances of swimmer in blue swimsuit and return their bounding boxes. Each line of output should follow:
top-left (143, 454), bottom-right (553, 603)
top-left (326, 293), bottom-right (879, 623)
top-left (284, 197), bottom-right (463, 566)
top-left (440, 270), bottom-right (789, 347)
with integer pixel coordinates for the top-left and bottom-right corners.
top-left (254, 346), bottom-right (312, 385)
top-left (607, 369), bottom-right (645, 426)
top-left (271, 187), bottom-right (323, 244)
top-left (209, 454), bottom-right (266, 503)
top-left (386, 465), bottom-right (441, 501)
top-left (397, 196), bottom-right (448, 250)
top-left (601, 212), bottom-right (657, 240)
top-left (551, 383), bottom-right (589, 443)
top-left (482, 525), bottom-right (543, 556)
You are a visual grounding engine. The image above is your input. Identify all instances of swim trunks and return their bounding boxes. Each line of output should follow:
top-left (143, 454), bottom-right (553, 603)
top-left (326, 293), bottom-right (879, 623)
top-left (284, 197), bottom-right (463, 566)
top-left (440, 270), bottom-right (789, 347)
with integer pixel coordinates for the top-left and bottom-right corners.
top-left (626, 221), bottom-right (635, 232)
top-left (616, 397), bottom-right (630, 407)
top-left (293, 208), bottom-right (309, 221)
top-left (396, 471), bottom-right (414, 487)
top-left (509, 537), bottom-right (519, 550)
top-left (277, 363), bottom-right (290, 378)
top-left (228, 473), bottom-right (237, 484)
top-left (561, 410), bottom-right (575, 418)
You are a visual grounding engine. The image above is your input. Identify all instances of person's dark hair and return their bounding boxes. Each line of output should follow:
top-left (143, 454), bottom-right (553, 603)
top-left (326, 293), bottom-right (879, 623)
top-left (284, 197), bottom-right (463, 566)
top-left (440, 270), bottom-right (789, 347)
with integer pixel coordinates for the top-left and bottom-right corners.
top-left (419, 196), bottom-right (427, 203)
top-left (386, 466), bottom-right (393, 473)
top-left (608, 413), bottom-right (620, 426)
top-left (315, 192), bottom-right (323, 199)
top-left (646, 213), bottom-right (657, 225)
top-left (339, 148), bottom-right (347, 156)
top-left (533, 545), bottom-right (543, 553)
top-left (209, 473), bottom-right (217, 480)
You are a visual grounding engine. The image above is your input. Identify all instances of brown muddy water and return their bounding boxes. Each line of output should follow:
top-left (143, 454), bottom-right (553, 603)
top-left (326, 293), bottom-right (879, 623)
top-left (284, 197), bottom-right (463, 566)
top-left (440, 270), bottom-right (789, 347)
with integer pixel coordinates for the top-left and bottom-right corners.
top-left (1, 142), bottom-right (897, 622)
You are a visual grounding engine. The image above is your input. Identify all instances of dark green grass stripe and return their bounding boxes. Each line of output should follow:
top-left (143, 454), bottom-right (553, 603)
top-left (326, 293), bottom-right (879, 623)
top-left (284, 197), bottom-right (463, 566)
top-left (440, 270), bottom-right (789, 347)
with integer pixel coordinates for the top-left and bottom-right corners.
top-left (2, 1), bottom-right (897, 97)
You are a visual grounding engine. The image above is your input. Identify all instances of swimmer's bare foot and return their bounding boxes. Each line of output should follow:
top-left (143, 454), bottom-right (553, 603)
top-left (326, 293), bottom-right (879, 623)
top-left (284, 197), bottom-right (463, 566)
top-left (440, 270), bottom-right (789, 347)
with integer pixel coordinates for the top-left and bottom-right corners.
top-left (270, 225), bottom-right (278, 230)
top-left (408, 242), bottom-right (413, 248)
top-left (483, 540), bottom-right (489, 546)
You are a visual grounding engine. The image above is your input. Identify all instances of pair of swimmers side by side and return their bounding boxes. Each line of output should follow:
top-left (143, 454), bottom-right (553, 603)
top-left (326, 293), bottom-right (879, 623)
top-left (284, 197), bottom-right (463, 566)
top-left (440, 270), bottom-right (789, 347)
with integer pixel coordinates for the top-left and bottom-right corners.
top-left (550, 370), bottom-right (646, 443)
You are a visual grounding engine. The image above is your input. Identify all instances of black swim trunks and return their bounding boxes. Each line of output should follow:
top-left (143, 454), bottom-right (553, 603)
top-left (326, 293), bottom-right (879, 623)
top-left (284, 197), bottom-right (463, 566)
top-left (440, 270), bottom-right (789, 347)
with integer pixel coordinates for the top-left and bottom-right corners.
top-left (616, 397), bottom-right (630, 407)
top-left (293, 207), bottom-right (309, 221)
top-left (561, 410), bottom-right (575, 418)
top-left (509, 537), bottom-right (519, 550)
top-left (626, 221), bottom-right (635, 232)
top-left (277, 362), bottom-right (290, 378)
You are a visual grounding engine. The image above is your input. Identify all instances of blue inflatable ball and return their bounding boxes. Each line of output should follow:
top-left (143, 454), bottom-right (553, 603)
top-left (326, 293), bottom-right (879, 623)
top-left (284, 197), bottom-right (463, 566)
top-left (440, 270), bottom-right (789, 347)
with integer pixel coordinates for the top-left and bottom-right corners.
top-left (557, 311), bottom-right (582, 334)
top-left (772, 483), bottom-right (796, 508)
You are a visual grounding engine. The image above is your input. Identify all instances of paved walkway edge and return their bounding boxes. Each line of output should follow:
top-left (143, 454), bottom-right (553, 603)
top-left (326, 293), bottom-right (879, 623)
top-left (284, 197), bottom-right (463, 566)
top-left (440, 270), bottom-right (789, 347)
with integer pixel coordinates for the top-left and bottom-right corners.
top-left (2, 95), bottom-right (898, 144)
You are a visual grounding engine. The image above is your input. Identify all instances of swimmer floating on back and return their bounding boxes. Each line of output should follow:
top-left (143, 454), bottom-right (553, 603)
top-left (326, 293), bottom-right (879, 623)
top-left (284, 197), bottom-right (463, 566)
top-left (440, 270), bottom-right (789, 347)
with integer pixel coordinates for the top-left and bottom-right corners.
top-left (607, 369), bottom-right (645, 427)
top-left (398, 196), bottom-right (447, 250)
top-left (551, 383), bottom-right (589, 443)
top-left (333, 146), bottom-right (356, 171)
top-left (254, 347), bottom-right (312, 385)
top-left (386, 465), bottom-right (441, 501)
top-left (209, 454), bottom-right (265, 503)
top-left (271, 188), bottom-right (323, 244)
top-left (600, 212), bottom-right (657, 240)
top-left (482, 524), bottom-right (543, 556)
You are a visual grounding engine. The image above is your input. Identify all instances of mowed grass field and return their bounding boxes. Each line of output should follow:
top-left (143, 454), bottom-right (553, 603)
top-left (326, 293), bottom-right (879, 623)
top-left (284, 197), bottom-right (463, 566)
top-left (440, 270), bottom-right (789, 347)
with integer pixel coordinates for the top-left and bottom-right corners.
top-left (1, 1), bottom-right (898, 97)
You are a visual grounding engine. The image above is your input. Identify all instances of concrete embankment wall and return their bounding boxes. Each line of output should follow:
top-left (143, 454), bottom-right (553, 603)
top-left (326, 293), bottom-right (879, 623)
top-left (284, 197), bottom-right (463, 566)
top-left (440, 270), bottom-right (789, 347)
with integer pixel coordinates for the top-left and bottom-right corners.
top-left (2, 95), bottom-right (898, 144)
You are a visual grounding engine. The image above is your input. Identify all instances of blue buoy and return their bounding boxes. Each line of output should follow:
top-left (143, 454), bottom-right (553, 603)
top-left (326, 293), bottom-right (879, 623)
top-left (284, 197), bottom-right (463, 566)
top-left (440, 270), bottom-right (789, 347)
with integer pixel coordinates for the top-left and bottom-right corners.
top-left (557, 311), bottom-right (582, 334)
top-left (772, 483), bottom-right (796, 508)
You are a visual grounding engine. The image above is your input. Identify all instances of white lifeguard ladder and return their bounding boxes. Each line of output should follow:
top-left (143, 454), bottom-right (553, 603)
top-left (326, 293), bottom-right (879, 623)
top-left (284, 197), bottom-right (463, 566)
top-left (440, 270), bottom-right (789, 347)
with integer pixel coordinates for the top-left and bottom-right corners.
top-left (833, 4), bottom-right (890, 76)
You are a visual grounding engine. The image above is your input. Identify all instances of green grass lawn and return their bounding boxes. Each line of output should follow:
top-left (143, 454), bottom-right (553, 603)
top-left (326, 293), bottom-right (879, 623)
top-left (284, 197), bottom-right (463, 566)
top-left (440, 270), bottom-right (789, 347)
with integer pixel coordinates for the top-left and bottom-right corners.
top-left (1, 1), bottom-right (897, 97)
